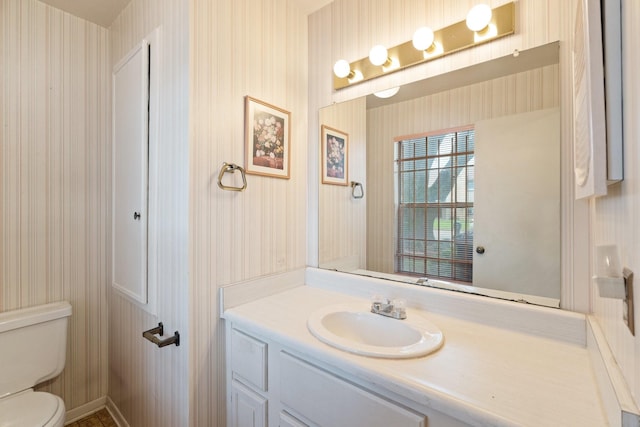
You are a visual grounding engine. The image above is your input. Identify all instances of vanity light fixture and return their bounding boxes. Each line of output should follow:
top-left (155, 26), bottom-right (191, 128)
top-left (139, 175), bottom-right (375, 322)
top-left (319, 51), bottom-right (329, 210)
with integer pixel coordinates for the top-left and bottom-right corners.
top-left (332, 2), bottom-right (515, 90)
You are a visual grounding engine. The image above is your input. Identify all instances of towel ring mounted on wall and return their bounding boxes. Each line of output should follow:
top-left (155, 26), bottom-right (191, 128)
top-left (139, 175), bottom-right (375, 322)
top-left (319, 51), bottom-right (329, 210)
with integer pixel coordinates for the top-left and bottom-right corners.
top-left (351, 181), bottom-right (364, 199)
top-left (218, 162), bottom-right (247, 192)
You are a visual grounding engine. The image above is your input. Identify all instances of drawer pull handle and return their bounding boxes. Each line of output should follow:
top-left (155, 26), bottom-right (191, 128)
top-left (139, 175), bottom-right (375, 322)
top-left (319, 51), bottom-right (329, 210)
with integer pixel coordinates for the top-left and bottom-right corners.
top-left (143, 322), bottom-right (180, 347)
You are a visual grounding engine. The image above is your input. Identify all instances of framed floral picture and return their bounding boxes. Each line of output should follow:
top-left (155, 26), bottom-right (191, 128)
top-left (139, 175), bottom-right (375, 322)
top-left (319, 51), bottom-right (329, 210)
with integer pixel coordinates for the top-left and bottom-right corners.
top-left (321, 125), bottom-right (348, 186)
top-left (245, 96), bottom-right (291, 179)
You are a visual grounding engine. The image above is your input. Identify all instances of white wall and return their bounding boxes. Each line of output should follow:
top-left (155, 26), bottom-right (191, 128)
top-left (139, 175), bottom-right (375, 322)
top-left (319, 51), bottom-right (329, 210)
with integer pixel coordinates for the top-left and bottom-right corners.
top-left (189, 0), bottom-right (309, 425)
top-left (592, 0), bottom-right (640, 408)
top-left (0, 0), bottom-right (110, 414)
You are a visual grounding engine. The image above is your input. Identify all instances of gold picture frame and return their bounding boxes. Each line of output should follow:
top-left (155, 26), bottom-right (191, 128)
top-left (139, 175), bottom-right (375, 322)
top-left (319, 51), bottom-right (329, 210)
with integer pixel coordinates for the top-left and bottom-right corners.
top-left (321, 125), bottom-right (349, 186)
top-left (245, 96), bottom-right (291, 179)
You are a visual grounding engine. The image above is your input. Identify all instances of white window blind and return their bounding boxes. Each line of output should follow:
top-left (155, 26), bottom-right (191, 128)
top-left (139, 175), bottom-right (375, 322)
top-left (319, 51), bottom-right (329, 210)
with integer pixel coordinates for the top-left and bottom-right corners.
top-left (395, 128), bottom-right (475, 282)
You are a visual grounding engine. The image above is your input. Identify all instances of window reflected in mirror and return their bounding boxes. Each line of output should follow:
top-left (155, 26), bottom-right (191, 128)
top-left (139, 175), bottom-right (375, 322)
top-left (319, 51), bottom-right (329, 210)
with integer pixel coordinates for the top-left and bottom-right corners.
top-left (396, 128), bottom-right (474, 282)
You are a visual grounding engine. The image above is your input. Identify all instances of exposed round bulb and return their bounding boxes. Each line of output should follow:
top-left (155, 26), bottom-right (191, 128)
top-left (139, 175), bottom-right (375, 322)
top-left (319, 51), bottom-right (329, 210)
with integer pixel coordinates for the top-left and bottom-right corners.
top-left (412, 27), bottom-right (435, 51)
top-left (466, 4), bottom-right (492, 32)
top-left (369, 45), bottom-right (389, 66)
top-left (374, 87), bottom-right (400, 98)
top-left (333, 59), bottom-right (351, 78)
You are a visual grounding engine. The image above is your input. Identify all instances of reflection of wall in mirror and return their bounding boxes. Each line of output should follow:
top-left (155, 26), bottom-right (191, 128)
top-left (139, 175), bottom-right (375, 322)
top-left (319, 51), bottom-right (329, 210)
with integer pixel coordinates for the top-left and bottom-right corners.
top-left (366, 64), bottom-right (559, 291)
top-left (319, 97), bottom-right (367, 269)
top-left (473, 108), bottom-right (560, 299)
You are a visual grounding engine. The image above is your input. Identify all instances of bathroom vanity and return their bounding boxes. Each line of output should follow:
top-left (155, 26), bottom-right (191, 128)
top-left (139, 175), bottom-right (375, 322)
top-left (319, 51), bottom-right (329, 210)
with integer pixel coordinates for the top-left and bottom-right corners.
top-left (221, 268), bottom-right (630, 427)
top-left (226, 326), bottom-right (456, 426)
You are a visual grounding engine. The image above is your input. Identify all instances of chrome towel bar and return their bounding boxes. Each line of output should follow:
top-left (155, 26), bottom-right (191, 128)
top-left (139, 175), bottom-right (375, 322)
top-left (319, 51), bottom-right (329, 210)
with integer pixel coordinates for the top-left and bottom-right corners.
top-left (143, 322), bottom-right (180, 348)
top-left (218, 162), bottom-right (247, 191)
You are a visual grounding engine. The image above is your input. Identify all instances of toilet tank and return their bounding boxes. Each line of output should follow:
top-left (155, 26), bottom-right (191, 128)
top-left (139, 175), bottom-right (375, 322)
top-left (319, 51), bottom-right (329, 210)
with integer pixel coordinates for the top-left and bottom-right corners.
top-left (0, 302), bottom-right (72, 398)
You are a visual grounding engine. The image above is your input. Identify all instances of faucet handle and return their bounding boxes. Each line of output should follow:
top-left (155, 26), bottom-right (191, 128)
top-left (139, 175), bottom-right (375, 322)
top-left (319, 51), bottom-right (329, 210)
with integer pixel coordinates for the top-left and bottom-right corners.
top-left (391, 298), bottom-right (407, 319)
top-left (391, 298), bottom-right (406, 309)
top-left (371, 294), bottom-right (388, 304)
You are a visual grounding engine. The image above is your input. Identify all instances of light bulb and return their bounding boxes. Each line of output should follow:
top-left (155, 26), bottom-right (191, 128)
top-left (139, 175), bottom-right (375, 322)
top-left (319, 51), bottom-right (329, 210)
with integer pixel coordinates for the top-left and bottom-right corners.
top-left (466, 4), bottom-right (492, 32)
top-left (374, 87), bottom-right (400, 98)
top-left (333, 59), bottom-right (352, 78)
top-left (412, 27), bottom-right (435, 51)
top-left (369, 45), bottom-right (389, 66)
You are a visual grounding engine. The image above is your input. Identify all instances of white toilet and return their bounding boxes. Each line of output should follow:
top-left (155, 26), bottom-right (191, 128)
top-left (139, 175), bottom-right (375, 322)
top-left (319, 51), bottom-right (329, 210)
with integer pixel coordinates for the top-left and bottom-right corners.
top-left (0, 301), bottom-right (72, 427)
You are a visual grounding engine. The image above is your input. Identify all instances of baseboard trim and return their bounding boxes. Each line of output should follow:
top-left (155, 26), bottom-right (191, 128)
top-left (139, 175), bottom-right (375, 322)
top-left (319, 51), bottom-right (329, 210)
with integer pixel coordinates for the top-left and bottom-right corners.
top-left (64, 396), bottom-right (107, 424)
top-left (106, 396), bottom-right (130, 427)
top-left (587, 316), bottom-right (640, 427)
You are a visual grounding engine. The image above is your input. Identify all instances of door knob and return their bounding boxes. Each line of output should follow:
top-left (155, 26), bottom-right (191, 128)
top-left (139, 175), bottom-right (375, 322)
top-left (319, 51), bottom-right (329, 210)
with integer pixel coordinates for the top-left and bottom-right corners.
top-left (476, 246), bottom-right (485, 254)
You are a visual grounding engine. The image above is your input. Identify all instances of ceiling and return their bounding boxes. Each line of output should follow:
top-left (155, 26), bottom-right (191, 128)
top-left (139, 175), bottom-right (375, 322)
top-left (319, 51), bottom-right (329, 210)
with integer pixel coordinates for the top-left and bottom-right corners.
top-left (38, 0), bottom-right (333, 28)
top-left (38, 0), bottom-right (131, 28)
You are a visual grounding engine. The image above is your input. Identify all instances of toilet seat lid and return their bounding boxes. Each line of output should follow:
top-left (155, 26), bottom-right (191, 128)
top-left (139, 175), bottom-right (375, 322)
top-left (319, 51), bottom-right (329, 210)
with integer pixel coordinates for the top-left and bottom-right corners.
top-left (0, 390), bottom-right (64, 426)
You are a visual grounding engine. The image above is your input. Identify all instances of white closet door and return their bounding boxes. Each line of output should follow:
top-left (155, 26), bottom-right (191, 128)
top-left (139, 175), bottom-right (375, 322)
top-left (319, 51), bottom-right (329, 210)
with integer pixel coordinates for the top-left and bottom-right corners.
top-left (473, 108), bottom-right (560, 300)
top-left (112, 42), bottom-right (149, 304)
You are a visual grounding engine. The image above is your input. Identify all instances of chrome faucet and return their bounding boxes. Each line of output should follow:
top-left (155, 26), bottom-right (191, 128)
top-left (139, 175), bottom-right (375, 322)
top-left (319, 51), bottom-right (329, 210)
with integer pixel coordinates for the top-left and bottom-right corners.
top-left (371, 298), bottom-right (407, 320)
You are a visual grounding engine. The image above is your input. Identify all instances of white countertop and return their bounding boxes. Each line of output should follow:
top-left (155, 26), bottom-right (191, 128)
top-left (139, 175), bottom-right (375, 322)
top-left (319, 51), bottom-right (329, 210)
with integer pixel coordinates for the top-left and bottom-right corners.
top-left (223, 285), bottom-right (608, 427)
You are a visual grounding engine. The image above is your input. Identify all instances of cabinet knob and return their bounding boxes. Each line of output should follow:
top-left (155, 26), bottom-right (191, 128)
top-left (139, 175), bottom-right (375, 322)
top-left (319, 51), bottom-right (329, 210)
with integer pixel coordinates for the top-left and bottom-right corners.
top-left (133, 212), bottom-right (141, 220)
top-left (476, 246), bottom-right (485, 254)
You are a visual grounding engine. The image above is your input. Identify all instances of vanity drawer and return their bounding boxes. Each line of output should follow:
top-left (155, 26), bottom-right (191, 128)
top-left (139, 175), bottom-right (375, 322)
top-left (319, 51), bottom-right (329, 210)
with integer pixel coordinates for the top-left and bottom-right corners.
top-left (279, 351), bottom-right (425, 427)
top-left (230, 328), bottom-right (267, 392)
top-left (279, 411), bottom-right (308, 427)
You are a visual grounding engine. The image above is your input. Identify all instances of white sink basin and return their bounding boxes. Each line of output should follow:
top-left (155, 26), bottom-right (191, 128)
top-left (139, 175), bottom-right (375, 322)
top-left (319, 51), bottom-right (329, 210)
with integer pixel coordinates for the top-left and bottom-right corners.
top-left (307, 303), bottom-right (444, 359)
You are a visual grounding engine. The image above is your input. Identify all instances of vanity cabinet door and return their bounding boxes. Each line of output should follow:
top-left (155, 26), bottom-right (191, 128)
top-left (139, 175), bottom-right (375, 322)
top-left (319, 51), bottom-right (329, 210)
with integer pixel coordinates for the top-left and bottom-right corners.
top-left (230, 328), bottom-right (268, 392)
top-left (279, 352), bottom-right (425, 427)
top-left (230, 380), bottom-right (267, 427)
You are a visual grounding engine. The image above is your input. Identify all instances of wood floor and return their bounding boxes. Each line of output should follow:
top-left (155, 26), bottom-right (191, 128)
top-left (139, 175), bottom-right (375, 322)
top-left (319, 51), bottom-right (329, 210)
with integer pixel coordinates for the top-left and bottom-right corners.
top-left (66, 409), bottom-right (117, 427)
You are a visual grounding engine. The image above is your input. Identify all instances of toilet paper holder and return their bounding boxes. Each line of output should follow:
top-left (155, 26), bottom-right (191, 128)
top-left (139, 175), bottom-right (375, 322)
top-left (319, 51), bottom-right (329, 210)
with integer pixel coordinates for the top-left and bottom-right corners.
top-left (143, 322), bottom-right (180, 347)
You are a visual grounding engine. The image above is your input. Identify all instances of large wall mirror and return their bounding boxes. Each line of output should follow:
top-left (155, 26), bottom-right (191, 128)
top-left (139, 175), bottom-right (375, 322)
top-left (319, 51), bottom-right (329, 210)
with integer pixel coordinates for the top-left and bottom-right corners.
top-left (319, 42), bottom-right (562, 308)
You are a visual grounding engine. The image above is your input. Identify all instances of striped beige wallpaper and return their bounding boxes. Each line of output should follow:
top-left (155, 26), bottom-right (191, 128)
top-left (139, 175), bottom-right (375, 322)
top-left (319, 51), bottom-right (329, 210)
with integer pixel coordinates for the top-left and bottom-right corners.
top-left (189, 0), bottom-right (309, 425)
top-left (108, 0), bottom-right (190, 426)
top-left (0, 0), bottom-right (110, 414)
